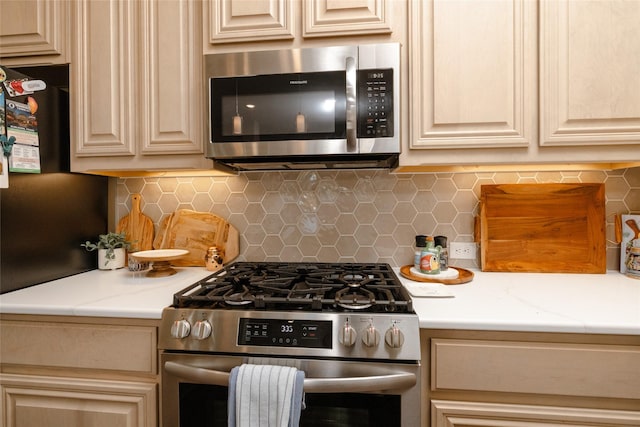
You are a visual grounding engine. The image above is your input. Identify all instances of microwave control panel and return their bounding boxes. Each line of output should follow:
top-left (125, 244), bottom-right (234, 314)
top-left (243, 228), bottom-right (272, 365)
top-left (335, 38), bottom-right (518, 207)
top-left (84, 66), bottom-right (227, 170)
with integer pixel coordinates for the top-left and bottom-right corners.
top-left (357, 68), bottom-right (394, 138)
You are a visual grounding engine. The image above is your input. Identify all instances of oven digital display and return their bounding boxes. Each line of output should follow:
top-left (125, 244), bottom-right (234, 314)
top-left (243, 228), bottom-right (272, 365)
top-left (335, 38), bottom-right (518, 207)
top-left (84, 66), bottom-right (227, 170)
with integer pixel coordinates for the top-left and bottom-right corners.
top-left (238, 318), bottom-right (332, 349)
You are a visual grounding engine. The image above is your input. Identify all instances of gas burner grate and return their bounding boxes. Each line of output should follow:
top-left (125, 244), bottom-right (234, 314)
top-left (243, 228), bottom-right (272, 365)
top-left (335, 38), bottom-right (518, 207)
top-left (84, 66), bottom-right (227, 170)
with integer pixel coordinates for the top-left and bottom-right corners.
top-left (173, 262), bottom-right (413, 313)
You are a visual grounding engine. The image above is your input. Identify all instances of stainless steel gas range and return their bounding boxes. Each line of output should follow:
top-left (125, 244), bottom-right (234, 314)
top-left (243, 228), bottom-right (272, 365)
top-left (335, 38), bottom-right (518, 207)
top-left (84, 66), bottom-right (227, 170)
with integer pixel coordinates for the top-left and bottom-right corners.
top-left (159, 262), bottom-right (421, 427)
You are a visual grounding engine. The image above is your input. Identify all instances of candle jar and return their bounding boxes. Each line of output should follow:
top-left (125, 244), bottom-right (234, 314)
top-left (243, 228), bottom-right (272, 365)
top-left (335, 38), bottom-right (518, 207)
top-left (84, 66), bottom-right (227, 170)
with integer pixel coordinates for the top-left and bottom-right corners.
top-left (204, 246), bottom-right (224, 272)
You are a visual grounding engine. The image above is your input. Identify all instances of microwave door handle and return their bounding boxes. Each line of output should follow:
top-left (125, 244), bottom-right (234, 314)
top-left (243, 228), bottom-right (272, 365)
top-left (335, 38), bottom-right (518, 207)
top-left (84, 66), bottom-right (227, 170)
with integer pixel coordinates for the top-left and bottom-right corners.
top-left (164, 361), bottom-right (416, 393)
top-left (345, 56), bottom-right (357, 152)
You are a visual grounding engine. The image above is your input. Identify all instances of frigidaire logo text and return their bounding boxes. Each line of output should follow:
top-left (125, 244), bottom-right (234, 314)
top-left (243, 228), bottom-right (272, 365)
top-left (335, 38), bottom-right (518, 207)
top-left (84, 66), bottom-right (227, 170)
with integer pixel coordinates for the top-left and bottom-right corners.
top-left (289, 80), bottom-right (308, 85)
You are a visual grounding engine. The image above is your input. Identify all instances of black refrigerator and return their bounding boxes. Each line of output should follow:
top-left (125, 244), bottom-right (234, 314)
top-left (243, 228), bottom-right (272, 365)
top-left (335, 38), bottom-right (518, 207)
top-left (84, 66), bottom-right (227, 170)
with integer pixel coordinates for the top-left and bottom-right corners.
top-left (0, 64), bottom-right (109, 293)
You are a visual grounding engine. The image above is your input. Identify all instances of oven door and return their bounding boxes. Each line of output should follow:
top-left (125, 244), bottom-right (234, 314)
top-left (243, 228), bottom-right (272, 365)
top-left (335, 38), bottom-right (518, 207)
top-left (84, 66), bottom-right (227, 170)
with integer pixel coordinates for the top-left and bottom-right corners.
top-left (161, 352), bottom-right (420, 427)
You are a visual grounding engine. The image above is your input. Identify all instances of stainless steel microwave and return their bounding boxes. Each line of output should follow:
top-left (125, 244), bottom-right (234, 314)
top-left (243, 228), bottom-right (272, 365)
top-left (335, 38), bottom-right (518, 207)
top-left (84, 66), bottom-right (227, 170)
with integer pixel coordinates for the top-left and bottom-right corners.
top-left (204, 43), bottom-right (400, 171)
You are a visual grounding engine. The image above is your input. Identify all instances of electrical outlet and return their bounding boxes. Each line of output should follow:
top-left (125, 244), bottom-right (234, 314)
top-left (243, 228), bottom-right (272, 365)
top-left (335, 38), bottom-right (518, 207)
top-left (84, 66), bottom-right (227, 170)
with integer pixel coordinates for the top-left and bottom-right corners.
top-left (450, 242), bottom-right (477, 260)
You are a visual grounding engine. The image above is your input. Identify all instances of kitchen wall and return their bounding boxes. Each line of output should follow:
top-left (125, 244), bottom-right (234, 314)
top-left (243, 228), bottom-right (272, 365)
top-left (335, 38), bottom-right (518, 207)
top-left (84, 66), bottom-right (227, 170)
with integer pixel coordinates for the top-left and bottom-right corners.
top-left (116, 167), bottom-right (640, 271)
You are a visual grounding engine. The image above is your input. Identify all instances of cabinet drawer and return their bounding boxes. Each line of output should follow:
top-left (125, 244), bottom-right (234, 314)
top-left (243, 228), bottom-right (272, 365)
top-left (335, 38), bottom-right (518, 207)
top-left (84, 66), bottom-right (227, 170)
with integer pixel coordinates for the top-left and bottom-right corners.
top-left (0, 321), bottom-right (156, 374)
top-left (431, 400), bottom-right (640, 427)
top-left (431, 339), bottom-right (640, 399)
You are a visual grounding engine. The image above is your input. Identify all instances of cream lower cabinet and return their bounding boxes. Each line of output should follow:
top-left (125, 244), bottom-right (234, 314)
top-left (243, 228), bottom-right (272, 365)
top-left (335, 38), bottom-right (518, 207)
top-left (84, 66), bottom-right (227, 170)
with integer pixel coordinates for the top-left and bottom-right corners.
top-left (0, 375), bottom-right (155, 427)
top-left (70, 0), bottom-right (211, 175)
top-left (0, 315), bottom-right (159, 427)
top-left (431, 400), bottom-right (640, 427)
top-left (421, 330), bottom-right (640, 427)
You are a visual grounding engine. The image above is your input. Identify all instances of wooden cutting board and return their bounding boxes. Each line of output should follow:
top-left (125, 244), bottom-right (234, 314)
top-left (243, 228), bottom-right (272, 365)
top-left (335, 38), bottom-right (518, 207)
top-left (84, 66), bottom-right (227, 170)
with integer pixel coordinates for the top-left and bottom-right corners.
top-left (116, 193), bottom-right (154, 252)
top-left (479, 183), bottom-right (606, 273)
top-left (153, 209), bottom-right (239, 267)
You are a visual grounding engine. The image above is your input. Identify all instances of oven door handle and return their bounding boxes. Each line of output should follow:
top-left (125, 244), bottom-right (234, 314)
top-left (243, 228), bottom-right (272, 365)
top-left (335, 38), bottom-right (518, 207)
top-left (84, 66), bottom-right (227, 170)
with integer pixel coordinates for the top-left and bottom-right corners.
top-left (164, 361), bottom-right (416, 393)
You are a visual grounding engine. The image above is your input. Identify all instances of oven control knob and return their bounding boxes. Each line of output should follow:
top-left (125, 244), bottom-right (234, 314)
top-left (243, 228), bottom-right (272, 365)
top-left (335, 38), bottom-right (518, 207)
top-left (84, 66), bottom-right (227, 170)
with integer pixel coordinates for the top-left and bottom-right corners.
top-left (171, 319), bottom-right (191, 339)
top-left (384, 325), bottom-right (405, 348)
top-left (339, 323), bottom-right (357, 347)
top-left (361, 325), bottom-right (380, 347)
top-left (192, 320), bottom-right (212, 340)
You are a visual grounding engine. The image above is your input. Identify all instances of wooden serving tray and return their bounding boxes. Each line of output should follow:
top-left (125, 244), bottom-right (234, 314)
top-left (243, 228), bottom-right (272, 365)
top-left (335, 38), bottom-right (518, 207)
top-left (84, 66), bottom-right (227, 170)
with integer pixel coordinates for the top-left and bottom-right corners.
top-left (479, 183), bottom-right (606, 273)
top-left (153, 209), bottom-right (239, 267)
top-left (400, 265), bottom-right (474, 285)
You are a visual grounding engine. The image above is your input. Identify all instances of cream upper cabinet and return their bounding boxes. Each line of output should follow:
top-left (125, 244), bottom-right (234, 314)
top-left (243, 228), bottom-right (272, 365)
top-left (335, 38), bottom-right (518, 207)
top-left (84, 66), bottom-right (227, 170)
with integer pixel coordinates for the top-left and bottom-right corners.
top-left (70, 0), bottom-right (211, 175)
top-left (0, 0), bottom-right (69, 66)
top-left (409, 0), bottom-right (537, 150)
top-left (403, 0), bottom-right (640, 170)
top-left (204, 0), bottom-right (394, 47)
top-left (302, 0), bottom-right (393, 38)
top-left (540, 0), bottom-right (640, 147)
top-left (71, 0), bottom-right (136, 158)
top-left (206, 0), bottom-right (295, 44)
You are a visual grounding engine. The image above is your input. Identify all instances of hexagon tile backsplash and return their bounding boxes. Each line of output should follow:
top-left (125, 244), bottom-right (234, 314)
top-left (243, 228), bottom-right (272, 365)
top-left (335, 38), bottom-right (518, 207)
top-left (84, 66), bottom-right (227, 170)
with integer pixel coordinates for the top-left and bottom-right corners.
top-left (117, 167), bottom-right (640, 271)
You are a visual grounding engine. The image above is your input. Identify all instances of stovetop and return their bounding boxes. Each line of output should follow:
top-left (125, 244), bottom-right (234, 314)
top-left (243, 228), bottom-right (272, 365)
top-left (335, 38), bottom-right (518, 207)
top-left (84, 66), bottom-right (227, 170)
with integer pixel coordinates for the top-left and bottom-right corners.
top-left (172, 262), bottom-right (413, 313)
top-left (160, 262), bottom-right (419, 361)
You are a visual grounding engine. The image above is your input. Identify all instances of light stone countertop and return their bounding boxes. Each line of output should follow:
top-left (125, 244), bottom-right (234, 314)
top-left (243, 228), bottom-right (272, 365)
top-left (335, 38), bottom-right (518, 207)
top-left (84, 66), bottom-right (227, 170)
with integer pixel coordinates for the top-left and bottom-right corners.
top-left (0, 268), bottom-right (212, 319)
top-left (1, 267), bottom-right (639, 335)
top-left (399, 269), bottom-right (640, 335)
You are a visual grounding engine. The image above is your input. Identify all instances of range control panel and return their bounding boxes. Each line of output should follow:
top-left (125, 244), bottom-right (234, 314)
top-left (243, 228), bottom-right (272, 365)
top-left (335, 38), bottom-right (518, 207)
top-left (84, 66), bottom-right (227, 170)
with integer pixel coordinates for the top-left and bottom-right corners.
top-left (159, 308), bottom-right (421, 361)
top-left (238, 318), bottom-right (332, 348)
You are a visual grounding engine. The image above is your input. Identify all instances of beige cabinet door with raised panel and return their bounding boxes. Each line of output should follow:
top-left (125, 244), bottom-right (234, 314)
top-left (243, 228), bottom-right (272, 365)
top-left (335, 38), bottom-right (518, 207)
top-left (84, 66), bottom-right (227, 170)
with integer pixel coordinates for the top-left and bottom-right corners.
top-left (71, 0), bottom-right (137, 158)
top-left (432, 400), bottom-right (640, 427)
top-left (206, 0), bottom-right (294, 44)
top-left (0, 374), bottom-right (156, 427)
top-left (540, 0), bottom-right (640, 147)
top-left (70, 0), bottom-right (211, 173)
top-left (206, 0), bottom-right (394, 45)
top-left (303, 0), bottom-right (393, 37)
top-left (0, 0), bottom-right (69, 65)
top-left (409, 0), bottom-right (536, 149)
top-left (139, 0), bottom-right (204, 156)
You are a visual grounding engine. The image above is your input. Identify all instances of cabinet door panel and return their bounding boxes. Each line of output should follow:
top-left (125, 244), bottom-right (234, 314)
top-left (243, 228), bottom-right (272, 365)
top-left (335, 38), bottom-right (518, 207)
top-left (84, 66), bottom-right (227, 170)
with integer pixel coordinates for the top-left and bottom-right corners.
top-left (410, 0), bottom-right (535, 149)
top-left (71, 0), bottom-right (136, 156)
top-left (1, 374), bottom-right (156, 427)
top-left (0, 0), bottom-right (68, 63)
top-left (207, 0), bottom-right (294, 43)
top-left (540, 0), bottom-right (640, 146)
top-left (303, 0), bottom-right (392, 37)
top-left (141, 0), bottom-right (203, 154)
top-left (432, 400), bottom-right (640, 427)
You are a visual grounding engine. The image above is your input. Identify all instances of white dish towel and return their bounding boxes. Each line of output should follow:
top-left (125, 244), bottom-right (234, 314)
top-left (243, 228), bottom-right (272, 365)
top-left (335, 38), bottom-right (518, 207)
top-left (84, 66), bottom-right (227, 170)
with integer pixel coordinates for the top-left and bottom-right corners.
top-left (228, 363), bottom-right (305, 427)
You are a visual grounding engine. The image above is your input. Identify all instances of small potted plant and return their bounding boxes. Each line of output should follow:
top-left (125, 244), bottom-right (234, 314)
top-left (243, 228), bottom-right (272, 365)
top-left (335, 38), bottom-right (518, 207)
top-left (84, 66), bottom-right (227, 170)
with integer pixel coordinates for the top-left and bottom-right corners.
top-left (81, 232), bottom-right (132, 270)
